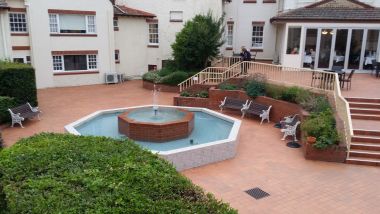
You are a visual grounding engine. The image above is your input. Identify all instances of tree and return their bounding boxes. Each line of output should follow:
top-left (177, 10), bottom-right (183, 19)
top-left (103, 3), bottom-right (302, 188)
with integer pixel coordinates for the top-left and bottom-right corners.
top-left (171, 12), bottom-right (224, 70)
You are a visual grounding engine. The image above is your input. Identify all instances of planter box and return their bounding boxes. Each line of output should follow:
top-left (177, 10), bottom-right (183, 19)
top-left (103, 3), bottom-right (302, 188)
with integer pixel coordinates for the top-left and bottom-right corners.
top-left (143, 80), bottom-right (179, 93)
top-left (303, 142), bottom-right (347, 163)
top-left (173, 96), bottom-right (209, 108)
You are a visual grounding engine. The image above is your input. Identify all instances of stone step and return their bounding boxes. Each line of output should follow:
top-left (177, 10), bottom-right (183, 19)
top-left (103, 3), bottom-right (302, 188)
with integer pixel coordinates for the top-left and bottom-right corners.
top-left (349, 149), bottom-right (380, 159)
top-left (351, 142), bottom-right (380, 151)
top-left (351, 114), bottom-right (380, 121)
top-left (345, 97), bottom-right (380, 103)
top-left (353, 129), bottom-right (380, 137)
top-left (346, 157), bottom-right (380, 166)
top-left (350, 108), bottom-right (380, 115)
top-left (351, 135), bottom-right (380, 143)
top-left (349, 102), bottom-right (380, 109)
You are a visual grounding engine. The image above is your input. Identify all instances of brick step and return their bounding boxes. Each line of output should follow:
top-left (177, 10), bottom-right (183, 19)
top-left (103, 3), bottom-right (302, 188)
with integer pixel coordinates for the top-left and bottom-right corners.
top-left (349, 150), bottom-right (380, 159)
top-left (346, 157), bottom-right (380, 166)
top-left (351, 114), bottom-right (380, 121)
top-left (349, 102), bottom-right (380, 109)
top-left (351, 143), bottom-right (380, 151)
top-left (345, 97), bottom-right (380, 103)
top-left (353, 129), bottom-right (380, 137)
top-left (350, 108), bottom-right (380, 115)
top-left (351, 136), bottom-right (380, 143)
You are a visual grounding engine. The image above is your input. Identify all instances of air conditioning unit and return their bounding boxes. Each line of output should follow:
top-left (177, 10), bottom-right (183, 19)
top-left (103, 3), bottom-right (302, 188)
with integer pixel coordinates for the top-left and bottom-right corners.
top-left (105, 73), bottom-right (118, 84)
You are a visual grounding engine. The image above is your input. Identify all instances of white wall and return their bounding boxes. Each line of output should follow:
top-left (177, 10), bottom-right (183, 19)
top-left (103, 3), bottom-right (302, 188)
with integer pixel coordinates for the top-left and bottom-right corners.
top-left (115, 17), bottom-right (152, 77)
top-left (27, 0), bottom-right (115, 88)
top-left (222, 0), bottom-right (278, 60)
top-left (116, 0), bottom-right (223, 69)
top-left (0, 10), bottom-right (11, 60)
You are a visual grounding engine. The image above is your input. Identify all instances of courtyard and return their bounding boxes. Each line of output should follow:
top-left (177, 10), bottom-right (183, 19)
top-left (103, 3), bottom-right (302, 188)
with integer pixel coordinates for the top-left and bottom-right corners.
top-left (2, 76), bottom-right (380, 214)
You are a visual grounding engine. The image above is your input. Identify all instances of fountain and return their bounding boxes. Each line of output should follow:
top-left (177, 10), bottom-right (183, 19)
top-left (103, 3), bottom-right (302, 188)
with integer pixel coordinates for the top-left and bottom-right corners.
top-left (117, 85), bottom-right (194, 142)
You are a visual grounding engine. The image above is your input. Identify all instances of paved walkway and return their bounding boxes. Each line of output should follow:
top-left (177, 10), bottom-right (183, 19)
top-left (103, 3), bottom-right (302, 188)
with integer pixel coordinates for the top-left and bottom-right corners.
top-left (2, 80), bottom-right (380, 213)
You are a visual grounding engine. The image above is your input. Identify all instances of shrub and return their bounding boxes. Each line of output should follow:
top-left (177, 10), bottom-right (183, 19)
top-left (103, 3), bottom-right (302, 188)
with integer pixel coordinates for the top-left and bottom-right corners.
top-left (219, 83), bottom-right (238, 91)
top-left (160, 71), bottom-right (189, 86)
top-left (142, 71), bottom-right (161, 83)
top-left (246, 80), bottom-right (266, 98)
top-left (0, 132), bottom-right (3, 149)
top-left (172, 13), bottom-right (224, 70)
top-left (180, 91), bottom-right (191, 97)
top-left (0, 133), bottom-right (237, 213)
top-left (280, 87), bottom-right (304, 103)
top-left (300, 95), bottom-right (331, 113)
top-left (0, 61), bottom-right (37, 106)
top-left (301, 110), bottom-right (339, 150)
top-left (157, 67), bottom-right (175, 77)
top-left (196, 91), bottom-right (209, 98)
top-left (265, 84), bottom-right (287, 100)
top-left (0, 96), bottom-right (17, 124)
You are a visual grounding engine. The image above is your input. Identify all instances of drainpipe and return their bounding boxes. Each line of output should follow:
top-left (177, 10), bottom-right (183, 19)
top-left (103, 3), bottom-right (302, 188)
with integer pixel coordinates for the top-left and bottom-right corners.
top-left (0, 12), bottom-right (9, 58)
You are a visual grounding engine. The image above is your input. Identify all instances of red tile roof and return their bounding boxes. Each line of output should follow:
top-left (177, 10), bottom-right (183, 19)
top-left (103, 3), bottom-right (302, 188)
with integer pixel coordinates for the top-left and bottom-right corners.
top-left (114, 5), bottom-right (156, 18)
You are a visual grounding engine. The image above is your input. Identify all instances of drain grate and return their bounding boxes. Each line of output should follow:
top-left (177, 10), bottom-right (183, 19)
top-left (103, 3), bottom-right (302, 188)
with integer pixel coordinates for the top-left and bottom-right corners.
top-left (245, 187), bottom-right (270, 200)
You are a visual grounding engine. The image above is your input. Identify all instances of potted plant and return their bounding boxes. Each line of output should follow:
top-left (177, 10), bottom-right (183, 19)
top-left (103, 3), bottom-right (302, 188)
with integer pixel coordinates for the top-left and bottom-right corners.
top-left (306, 136), bottom-right (316, 144)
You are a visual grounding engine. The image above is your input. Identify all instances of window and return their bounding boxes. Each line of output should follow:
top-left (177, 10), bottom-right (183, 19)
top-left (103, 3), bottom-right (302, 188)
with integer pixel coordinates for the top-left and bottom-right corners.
top-left (26, 56), bottom-right (31, 64)
top-left (49, 14), bottom-right (96, 34)
top-left (148, 64), bottom-right (157, 71)
top-left (115, 50), bottom-right (120, 62)
top-left (53, 56), bottom-right (63, 71)
top-left (9, 13), bottom-right (27, 32)
top-left (170, 11), bottom-right (183, 22)
top-left (52, 54), bottom-right (98, 72)
top-left (227, 23), bottom-right (234, 47)
top-left (286, 27), bottom-right (301, 54)
top-left (86, 15), bottom-right (96, 33)
top-left (13, 58), bottom-right (25, 63)
top-left (87, 55), bottom-right (97, 69)
top-left (49, 14), bottom-right (59, 33)
top-left (113, 17), bottom-right (119, 30)
top-left (149, 23), bottom-right (159, 44)
top-left (252, 24), bottom-right (264, 48)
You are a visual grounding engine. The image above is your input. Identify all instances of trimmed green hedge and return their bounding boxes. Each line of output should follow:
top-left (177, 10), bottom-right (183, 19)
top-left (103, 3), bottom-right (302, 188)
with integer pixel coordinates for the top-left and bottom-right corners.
top-left (0, 61), bottom-right (37, 106)
top-left (0, 96), bottom-right (17, 124)
top-left (0, 133), bottom-right (236, 213)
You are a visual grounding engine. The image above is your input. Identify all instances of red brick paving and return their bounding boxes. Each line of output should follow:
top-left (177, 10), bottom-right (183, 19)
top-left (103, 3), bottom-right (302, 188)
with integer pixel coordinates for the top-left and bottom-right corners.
top-left (2, 79), bottom-right (380, 213)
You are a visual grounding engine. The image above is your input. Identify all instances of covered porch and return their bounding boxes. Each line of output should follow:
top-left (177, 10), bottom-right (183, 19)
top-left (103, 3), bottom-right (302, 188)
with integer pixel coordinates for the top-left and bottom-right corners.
top-left (271, 0), bottom-right (380, 72)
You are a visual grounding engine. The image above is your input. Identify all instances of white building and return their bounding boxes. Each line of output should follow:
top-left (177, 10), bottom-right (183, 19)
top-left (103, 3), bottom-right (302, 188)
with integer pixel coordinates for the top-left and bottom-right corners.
top-left (0, 0), bottom-right (379, 88)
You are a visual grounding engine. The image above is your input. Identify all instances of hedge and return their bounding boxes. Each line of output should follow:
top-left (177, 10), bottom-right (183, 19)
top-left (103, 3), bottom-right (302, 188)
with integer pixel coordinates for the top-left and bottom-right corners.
top-left (0, 133), bottom-right (236, 213)
top-left (0, 97), bottom-right (17, 124)
top-left (0, 61), bottom-right (37, 106)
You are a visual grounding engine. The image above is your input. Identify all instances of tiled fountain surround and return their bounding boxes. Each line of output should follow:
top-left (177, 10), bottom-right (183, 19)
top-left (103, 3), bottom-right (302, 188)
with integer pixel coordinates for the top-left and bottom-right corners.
top-left (64, 105), bottom-right (241, 171)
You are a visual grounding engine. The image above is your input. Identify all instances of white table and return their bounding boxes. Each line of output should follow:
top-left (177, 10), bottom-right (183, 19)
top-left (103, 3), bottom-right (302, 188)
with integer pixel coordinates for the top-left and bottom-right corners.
top-left (334, 56), bottom-right (345, 63)
top-left (364, 56), bottom-right (376, 65)
top-left (303, 55), bottom-right (313, 64)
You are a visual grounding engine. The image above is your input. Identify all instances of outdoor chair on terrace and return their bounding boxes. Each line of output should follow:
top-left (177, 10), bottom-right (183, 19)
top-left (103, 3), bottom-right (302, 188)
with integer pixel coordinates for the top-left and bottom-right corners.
top-left (241, 101), bottom-right (272, 124)
top-left (8, 103), bottom-right (42, 128)
top-left (219, 97), bottom-right (249, 112)
top-left (278, 114), bottom-right (300, 129)
top-left (371, 59), bottom-right (377, 76)
top-left (340, 70), bottom-right (355, 90)
top-left (281, 121), bottom-right (301, 142)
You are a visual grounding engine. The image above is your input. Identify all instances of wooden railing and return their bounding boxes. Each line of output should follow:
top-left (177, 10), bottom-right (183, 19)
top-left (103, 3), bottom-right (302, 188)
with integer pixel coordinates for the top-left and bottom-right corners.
top-left (211, 56), bottom-right (242, 67)
top-left (178, 60), bottom-right (354, 153)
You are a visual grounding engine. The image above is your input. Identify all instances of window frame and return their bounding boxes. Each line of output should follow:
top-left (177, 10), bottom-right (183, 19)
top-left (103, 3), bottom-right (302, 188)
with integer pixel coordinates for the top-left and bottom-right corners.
top-left (169, 11), bottom-right (183, 22)
top-left (227, 23), bottom-right (234, 47)
top-left (148, 23), bottom-right (159, 45)
top-left (52, 54), bottom-right (98, 72)
top-left (115, 50), bottom-right (120, 63)
top-left (49, 13), bottom-right (97, 35)
top-left (9, 12), bottom-right (28, 33)
top-left (251, 23), bottom-right (264, 49)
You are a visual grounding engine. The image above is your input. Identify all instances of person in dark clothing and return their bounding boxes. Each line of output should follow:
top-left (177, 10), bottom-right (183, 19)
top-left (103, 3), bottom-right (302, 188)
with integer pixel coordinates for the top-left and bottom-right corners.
top-left (240, 47), bottom-right (251, 74)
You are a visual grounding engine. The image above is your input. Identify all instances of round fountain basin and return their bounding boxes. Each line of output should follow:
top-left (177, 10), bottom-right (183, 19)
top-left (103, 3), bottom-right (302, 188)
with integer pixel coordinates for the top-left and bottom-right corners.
top-left (118, 107), bottom-right (194, 142)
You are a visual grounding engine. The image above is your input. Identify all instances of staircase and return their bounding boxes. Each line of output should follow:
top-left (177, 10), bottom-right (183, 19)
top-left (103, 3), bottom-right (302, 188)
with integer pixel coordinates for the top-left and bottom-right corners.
top-left (346, 97), bottom-right (380, 166)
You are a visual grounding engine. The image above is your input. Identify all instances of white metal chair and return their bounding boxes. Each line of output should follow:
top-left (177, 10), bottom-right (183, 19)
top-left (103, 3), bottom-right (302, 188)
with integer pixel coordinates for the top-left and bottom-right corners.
top-left (281, 121), bottom-right (301, 141)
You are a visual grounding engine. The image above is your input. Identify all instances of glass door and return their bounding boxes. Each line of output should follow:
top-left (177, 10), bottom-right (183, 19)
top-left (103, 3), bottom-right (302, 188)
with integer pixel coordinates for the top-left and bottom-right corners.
top-left (348, 29), bottom-right (364, 69)
top-left (363, 30), bottom-right (379, 70)
top-left (332, 29), bottom-right (348, 69)
top-left (318, 29), bottom-right (333, 69)
top-left (303, 29), bottom-right (318, 68)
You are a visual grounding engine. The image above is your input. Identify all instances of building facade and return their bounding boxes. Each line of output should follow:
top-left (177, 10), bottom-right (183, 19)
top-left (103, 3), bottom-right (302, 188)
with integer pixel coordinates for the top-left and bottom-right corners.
top-left (0, 0), bottom-right (379, 88)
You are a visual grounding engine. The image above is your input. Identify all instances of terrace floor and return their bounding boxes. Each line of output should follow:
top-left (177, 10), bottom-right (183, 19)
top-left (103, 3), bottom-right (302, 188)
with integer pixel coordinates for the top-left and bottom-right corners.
top-left (2, 79), bottom-right (380, 213)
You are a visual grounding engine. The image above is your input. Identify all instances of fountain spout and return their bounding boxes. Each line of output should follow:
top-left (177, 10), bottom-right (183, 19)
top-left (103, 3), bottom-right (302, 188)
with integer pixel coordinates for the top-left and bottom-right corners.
top-left (152, 84), bottom-right (160, 116)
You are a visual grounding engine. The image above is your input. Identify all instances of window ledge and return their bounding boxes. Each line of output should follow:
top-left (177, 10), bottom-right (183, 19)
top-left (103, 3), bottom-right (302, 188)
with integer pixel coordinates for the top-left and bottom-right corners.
top-left (243, 0), bottom-right (257, 3)
top-left (50, 33), bottom-right (97, 37)
top-left (115, 60), bottom-right (120, 64)
top-left (147, 44), bottom-right (159, 48)
top-left (263, 0), bottom-right (276, 3)
top-left (11, 33), bottom-right (29, 36)
top-left (53, 71), bottom-right (99, 76)
top-left (170, 19), bottom-right (183, 23)
top-left (225, 47), bottom-right (233, 50)
top-left (250, 48), bottom-right (263, 52)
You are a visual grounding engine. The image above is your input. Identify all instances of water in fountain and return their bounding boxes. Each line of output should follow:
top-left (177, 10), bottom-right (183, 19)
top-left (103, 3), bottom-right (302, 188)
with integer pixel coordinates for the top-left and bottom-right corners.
top-left (152, 84), bottom-right (159, 116)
